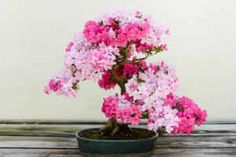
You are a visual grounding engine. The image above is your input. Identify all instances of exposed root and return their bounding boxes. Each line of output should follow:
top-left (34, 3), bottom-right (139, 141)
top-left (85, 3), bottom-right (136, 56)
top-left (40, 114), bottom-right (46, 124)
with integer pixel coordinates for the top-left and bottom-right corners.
top-left (98, 119), bottom-right (131, 138)
top-left (111, 125), bottom-right (121, 136)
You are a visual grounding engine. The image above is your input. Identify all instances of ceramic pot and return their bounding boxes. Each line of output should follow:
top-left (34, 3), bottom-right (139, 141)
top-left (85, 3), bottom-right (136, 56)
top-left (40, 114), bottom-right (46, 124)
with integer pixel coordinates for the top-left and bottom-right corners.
top-left (75, 128), bottom-right (158, 154)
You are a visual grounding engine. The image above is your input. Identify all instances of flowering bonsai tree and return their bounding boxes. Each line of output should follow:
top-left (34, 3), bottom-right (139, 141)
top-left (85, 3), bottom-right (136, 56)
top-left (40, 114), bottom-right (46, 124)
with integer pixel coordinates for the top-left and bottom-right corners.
top-left (44, 11), bottom-right (207, 137)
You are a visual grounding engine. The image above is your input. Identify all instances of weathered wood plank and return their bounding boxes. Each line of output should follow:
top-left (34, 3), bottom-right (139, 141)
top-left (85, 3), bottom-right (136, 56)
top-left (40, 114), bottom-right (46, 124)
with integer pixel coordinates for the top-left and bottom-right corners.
top-left (0, 124), bottom-right (98, 137)
top-left (0, 120), bottom-right (235, 125)
top-left (0, 148), bottom-right (235, 157)
top-left (0, 122), bottom-right (235, 156)
top-left (152, 148), bottom-right (236, 157)
top-left (0, 123), bottom-right (235, 137)
top-left (0, 148), bottom-right (81, 157)
top-left (0, 135), bottom-right (235, 149)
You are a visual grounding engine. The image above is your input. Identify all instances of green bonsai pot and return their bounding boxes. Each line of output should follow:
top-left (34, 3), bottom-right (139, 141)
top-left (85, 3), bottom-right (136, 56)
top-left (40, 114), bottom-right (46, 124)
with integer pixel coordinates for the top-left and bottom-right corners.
top-left (75, 128), bottom-right (158, 154)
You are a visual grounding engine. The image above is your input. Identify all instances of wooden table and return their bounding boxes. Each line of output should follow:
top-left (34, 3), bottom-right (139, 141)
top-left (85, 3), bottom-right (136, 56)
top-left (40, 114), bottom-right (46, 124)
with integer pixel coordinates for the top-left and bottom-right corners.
top-left (0, 121), bottom-right (235, 157)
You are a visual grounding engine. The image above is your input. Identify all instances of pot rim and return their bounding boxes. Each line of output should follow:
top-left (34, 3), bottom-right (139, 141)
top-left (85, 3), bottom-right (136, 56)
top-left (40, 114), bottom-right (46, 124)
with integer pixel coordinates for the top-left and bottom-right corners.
top-left (75, 127), bottom-right (158, 142)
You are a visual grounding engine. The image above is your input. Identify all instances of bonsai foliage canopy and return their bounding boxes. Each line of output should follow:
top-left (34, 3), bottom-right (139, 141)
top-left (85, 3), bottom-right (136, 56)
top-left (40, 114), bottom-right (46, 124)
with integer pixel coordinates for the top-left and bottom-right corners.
top-left (44, 10), bottom-right (207, 135)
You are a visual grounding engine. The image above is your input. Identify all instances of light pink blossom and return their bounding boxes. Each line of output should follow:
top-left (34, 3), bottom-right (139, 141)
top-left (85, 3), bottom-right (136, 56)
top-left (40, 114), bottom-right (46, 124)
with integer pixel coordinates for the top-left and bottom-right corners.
top-left (126, 61), bottom-right (179, 111)
top-left (147, 105), bottom-right (179, 133)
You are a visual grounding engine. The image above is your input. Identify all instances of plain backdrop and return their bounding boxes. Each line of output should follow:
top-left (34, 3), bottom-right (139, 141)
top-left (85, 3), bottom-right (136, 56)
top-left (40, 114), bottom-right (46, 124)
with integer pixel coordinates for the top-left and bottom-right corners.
top-left (0, 0), bottom-right (235, 121)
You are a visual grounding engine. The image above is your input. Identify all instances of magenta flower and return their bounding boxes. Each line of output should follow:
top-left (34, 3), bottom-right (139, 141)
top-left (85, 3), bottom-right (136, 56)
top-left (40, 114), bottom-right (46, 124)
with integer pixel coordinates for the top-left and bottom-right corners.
top-left (165, 94), bottom-right (207, 134)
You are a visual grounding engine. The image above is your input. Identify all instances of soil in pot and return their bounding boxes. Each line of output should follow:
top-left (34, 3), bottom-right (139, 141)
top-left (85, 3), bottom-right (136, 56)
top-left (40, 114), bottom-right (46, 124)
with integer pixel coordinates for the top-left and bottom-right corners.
top-left (80, 128), bottom-right (156, 140)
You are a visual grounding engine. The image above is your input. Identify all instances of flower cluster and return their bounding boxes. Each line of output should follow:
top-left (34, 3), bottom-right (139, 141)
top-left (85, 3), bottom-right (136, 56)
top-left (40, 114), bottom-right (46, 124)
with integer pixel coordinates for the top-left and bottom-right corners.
top-left (126, 62), bottom-right (179, 111)
top-left (45, 34), bottom-right (120, 97)
top-left (85, 10), bottom-right (169, 50)
top-left (44, 69), bottom-right (77, 97)
top-left (102, 93), bottom-right (142, 125)
top-left (45, 11), bottom-right (169, 96)
top-left (122, 62), bottom-right (180, 133)
top-left (98, 71), bottom-right (116, 90)
top-left (98, 63), bottom-right (140, 90)
top-left (165, 94), bottom-right (207, 134)
top-left (45, 10), bottom-right (207, 135)
top-left (147, 105), bottom-right (179, 133)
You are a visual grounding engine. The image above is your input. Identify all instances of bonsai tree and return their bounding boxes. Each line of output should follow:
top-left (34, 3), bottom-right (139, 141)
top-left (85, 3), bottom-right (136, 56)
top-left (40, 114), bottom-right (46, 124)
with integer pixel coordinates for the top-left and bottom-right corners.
top-left (44, 11), bottom-right (207, 137)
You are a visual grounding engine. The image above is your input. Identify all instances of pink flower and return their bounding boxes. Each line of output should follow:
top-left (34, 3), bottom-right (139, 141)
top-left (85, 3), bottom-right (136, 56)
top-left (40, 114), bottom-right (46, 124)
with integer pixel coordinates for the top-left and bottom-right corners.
top-left (44, 78), bottom-right (76, 97)
top-left (44, 69), bottom-right (77, 97)
top-left (65, 42), bottom-right (74, 52)
top-left (83, 20), bottom-right (116, 45)
top-left (102, 94), bottom-right (119, 119)
top-left (196, 110), bottom-right (207, 126)
top-left (165, 95), bottom-right (207, 134)
top-left (88, 45), bottom-right (119, 71)
top-left (160, 44), bottom-right (168, 51)
top-left (135, 40), bottom-right (154, 53)
top-left (102, 94), bottom-right (142, 125)
top-left (83, 20), bottom-right (99, 43)
top-left (122, 63), bottom-right (139, 77)
top-left (140, 60), bottom-right (148, 70)
top-left (117, 22), bottom-right (151, 47)
top-left (98, 71), bottom-right (116, 90)
top-left (48, 79), bottom-right (63, 92)
top-left (126, 61), bottom-right (179, 111)
top-left (147, 105), bottom-right (179, 133)
top-left (149, 64), bottom-right (159, 74)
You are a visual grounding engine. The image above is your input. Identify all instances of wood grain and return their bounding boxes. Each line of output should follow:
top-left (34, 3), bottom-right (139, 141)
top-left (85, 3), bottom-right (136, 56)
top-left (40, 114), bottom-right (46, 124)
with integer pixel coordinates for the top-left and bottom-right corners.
top-left (0, 148), bottom-right (235, 157)
top-left (0, 121), bottom-right (235, 157)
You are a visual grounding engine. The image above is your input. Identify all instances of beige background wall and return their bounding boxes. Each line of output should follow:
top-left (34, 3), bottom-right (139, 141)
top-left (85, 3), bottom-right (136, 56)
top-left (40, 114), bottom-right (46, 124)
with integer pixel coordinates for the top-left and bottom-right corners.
top-left (0, 0), bottom-right (235, 121)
